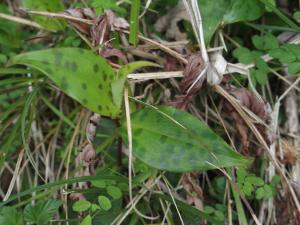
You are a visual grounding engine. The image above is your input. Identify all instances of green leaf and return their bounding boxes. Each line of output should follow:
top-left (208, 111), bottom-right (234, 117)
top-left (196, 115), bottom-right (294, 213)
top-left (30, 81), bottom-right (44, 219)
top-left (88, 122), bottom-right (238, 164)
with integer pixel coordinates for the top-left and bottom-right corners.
top-left (264, 0), bottom-right (276, 12)
top-left (242, 182), bottom-right (253, 196)
top-left (10, 48), bottom-right (120, 117)
top-left (0, 4), bottom-right (22, 48)
top-left (252, 34), bottom-right (278, 50)
top-left (129, 0), bottom-right (140, 46)
top-left (224, 0), bottom-right (265, 24)
top-left (23, 199), bottom-right (62, 225)
top-left (214, 210), bottom-right (225, 221)
top-left (251, 69), bottom-right (268, 86)
top-left (255, 186), bottom-right (265, 199)
top-left (106, 186), bottom-right (122, 199)
top-left (91, 180), bottom-right (107, 188)
top-left (198, 0), bottom-right (231, 45)
top-left (0, 207), bottom-right (23, 225)
top-left (120, 106), bottom-right (250, 172)
top-left (233, 47), bottom-right (255, 64)
top-left (283, 44), bottom-right (300, 59)
top-left (237, 168), bottom-right (247, 183)
top-left (259, 0), bottom-right (300, 31)
top-left (1, 174), bottom-right (127, 208)
top-left (22, 0), bottom-right (65, 31)
top-left (270, 175), bottom-right (280, 186)
top-left (80, 215), bottom-right (92, 225)
top-left (263, 184), bottom-right (273, 197)
top-left (288, 62), bottom-right (300, 74)
top-left (264, 184), bottom-right (273, 198)
top-left (293, 11), bottom-right (300, 21)
top-left (91, 204), bottom-right (101, 212)
top-left (72, 200), bottom-right (91, 212)
top-left (112, 61), bottom-right (160, 108)
top-left (91, 0), bottom-right (125, 15)
top-left (256, 58), bottom-right (268, 73)
top-left (231, 183), bottom-right (248, 225)
top-left (98, 196), bottom-right (112, 211)
top-left (245, 176), bottom-right (264, 186)
top-left (203, 206), bottom-right (215, 214)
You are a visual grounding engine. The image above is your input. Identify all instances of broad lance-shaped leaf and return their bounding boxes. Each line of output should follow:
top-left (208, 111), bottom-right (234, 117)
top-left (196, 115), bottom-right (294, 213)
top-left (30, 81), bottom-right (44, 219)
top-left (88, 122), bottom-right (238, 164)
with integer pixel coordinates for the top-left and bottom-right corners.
top-left (111, 61), bottom-right (160, 109)
top-left (120, 106), bottom-right (250, 172)
top-left (197, 0), bottom-right (266, 45)
top-left (10, 48), bottom-right (120, 117)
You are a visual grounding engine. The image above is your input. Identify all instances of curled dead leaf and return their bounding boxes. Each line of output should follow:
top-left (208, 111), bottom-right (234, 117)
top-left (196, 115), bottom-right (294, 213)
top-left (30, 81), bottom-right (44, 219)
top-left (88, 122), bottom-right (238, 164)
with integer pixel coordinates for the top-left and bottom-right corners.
top-left (223, 86), bottom-right (271, 154)
top-left (168, 53), bottom-right (205, 109)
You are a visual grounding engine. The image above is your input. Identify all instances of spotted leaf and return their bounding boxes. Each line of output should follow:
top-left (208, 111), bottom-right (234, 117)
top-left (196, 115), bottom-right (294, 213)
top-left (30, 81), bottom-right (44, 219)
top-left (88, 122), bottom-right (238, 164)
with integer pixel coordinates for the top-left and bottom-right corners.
top-left (10, 48), bottom-right (120, 117)
top-left (120, 106), bottom-right (250, 172)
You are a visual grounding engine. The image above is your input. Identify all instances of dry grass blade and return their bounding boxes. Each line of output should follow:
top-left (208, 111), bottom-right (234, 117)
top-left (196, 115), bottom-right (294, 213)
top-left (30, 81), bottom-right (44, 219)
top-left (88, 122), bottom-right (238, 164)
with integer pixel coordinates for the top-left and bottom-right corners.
top-left (0, 12), bottom-right (43, 29)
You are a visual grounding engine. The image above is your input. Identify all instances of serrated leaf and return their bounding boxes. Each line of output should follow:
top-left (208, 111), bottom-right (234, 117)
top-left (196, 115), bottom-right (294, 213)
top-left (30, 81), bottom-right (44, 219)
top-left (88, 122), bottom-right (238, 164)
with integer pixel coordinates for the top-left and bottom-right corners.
top-left (0, 207), bottom-right (23, 225)
top-left (80, 215), bottom-right (92, 225)
top-left (23, 199), bottom-right (62, 225)
top-left (106, 186), bottom-right (122, 199)
top-left (72, 200), bottom-right (91, 212)
top-left (120, 106), bottom-right (250, 172)
top-left (98, 196), bottom-right (112, 211)
top-left (112, 61), bottom-right (160, 108)
top-left (10, 48), bottom-right (121, 117)
top-left (22, 0), bottom-right (65, 31)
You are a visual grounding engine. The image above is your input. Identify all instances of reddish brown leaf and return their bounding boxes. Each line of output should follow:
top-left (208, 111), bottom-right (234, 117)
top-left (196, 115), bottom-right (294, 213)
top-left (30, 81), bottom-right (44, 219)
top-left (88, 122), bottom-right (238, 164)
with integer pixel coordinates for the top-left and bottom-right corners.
top-left (180, 53), bottom-right (205, 94)
top-left (168, 53), bottom-right (205, 109)
top-left (100, 48), bottom-right (128, 64)
top-left (64, 8), bottom-right (95, 34)
top-left (223, 86), bottom-right (271, 154)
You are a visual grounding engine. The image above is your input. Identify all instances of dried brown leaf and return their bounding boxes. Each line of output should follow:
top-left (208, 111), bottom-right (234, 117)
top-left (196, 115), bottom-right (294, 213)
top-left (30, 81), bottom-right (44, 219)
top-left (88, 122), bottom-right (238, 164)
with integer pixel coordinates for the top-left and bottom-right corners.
top-left (64, 8), bottom-right (95, 34)
top-left (223, 86), bottom-right (271, 154)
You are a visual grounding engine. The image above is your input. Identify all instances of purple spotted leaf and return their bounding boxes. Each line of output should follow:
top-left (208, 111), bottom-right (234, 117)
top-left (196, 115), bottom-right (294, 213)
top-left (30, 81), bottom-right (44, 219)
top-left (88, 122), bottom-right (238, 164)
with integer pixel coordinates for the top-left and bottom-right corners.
top-left (120, 106), bottom-right (251, 172)
top-left (10, 48), bottom-right (121, 117)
